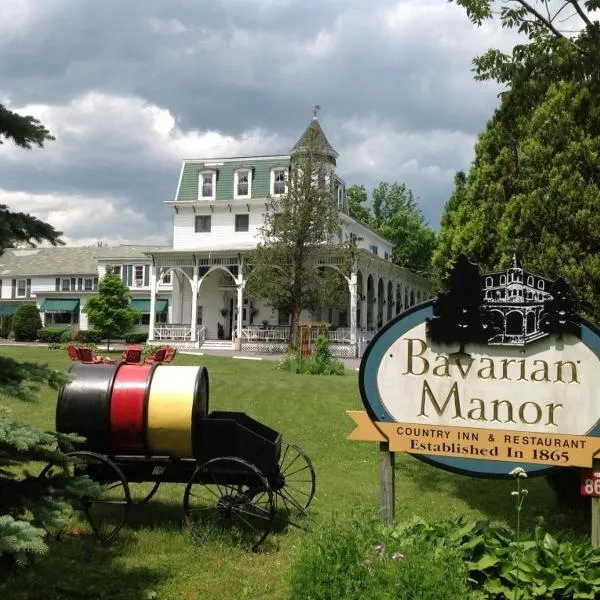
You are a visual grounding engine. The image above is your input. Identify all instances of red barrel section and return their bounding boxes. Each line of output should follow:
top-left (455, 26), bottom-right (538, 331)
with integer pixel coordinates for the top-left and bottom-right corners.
top-left (109, 363), bottom-right (156, 454)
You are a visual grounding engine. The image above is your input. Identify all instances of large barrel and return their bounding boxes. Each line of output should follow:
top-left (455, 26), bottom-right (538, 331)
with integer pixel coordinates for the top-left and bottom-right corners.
top-left (57, 363), bottom-right (209, 458)
top-left (146, 365), bottom-right (209, 458)
top-left (56, 362), bottom-right (120, 453)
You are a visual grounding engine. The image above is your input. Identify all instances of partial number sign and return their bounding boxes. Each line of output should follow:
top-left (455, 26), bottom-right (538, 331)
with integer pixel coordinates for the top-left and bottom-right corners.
top-left (580, 471), bottom-right (600, 497)
top-left (350, 255), bottom-right (600, 478)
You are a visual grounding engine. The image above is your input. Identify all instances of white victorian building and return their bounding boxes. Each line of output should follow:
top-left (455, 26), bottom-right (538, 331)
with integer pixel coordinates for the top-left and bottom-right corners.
top-left (145, 117), bottom-right (430, 356)
top-left (0, 117), bottom-right (429, 357)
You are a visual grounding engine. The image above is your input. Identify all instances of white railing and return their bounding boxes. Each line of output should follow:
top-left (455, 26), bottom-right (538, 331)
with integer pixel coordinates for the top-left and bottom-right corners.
top-left (238, 327), bottom-right (355, 344)
top-left (153, 324), bottom-right (192, 340)
top-left (322, 328), bottom-right (352, 343)
top-left (241, 327), bottom-right (291, 342)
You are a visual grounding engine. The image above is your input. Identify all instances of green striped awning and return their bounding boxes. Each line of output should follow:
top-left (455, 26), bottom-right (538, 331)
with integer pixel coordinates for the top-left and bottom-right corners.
top-left (129, 299), bottom-right (168, 313)
top-left (0, 305), bottom-right (20, 316)
top-left (40, 299), bottom-right (80, 312)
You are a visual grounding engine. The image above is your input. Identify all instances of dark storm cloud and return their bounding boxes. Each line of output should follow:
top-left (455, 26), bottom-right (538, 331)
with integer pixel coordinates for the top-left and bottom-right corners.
top-left (0, 0), bottom-right (518, 242)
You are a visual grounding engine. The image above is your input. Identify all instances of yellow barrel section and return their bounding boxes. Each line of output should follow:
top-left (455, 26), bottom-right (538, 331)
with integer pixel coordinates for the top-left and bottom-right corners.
top-left (146, 365), bottom-right (201, 458)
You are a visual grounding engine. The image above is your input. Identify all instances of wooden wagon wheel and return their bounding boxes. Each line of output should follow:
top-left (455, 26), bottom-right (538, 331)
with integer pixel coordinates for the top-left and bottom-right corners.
top-left (274, 441), bottom-right (316, 519)
top-left (127, 481), bottom-right (161, 505)
top-left (183, 457), bottom-right (275, 552)
top-left (39, 450), bottom-right (131, 544)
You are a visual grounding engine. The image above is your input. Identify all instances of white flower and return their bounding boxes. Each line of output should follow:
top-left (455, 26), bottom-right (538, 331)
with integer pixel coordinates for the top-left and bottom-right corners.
top-left (509, 467), bottom-right (528, 478)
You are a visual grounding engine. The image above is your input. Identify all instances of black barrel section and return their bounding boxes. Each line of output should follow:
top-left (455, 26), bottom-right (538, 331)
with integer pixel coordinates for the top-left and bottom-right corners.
top-left (56, 362), bottom-right (121, 453)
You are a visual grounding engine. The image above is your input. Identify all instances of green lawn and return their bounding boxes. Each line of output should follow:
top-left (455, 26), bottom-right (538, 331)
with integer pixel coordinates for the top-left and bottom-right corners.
top-left (0, 346), bottom-right (584, 600)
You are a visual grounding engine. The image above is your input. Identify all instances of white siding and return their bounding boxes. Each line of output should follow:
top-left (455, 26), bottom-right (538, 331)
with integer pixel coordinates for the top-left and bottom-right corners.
top-left (173, 206), bottom-right (263, 251)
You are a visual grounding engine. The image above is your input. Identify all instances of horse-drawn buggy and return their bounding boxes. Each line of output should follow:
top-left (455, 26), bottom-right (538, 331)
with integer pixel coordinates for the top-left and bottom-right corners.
top-left (41, 362), bottom-right (316, 550)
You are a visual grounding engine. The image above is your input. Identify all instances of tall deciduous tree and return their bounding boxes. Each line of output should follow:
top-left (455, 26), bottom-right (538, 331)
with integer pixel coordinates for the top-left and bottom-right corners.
top-left (245, 127), bottom-right (350, 347)
top-left (0, 107), bottom-right (88, 563)
top-left (346, 184), bottom-right (372, 227)
top-left (85, 266), bottom-right (139, 350)
top-left (371, 181), bottom-right (436, 274)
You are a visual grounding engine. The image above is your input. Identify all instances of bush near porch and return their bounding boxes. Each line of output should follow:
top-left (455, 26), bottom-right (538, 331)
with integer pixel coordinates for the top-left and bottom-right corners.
top-left (0, 346), bottom-right (589, 600)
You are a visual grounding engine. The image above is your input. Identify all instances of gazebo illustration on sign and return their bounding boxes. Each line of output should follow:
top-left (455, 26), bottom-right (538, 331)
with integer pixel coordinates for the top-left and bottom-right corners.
top-left (427, 254), bottom-right (581, 349)
top-left (481, 255), bottom-right (553, 346)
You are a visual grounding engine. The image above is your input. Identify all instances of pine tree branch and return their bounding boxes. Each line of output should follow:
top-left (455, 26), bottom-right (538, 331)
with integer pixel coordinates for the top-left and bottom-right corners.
top-left (0, 104), bottom-right (55, 149)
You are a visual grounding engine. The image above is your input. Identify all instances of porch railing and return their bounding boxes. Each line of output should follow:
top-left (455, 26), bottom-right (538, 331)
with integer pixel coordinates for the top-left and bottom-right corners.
top-left (238, 327), bottom-right (355, 344)
top-left (198, 325), bottom-right (206, 346)
top-left (153, 324), bottom-right (192, 341)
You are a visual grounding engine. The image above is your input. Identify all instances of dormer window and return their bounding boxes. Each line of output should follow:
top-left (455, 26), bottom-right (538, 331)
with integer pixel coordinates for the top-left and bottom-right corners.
top-left (199, 171), bottom-right (216, 200)
top-left (234, 169), bottom-right (252, 199)
top-left (271, 168), bottom-right (286, 196)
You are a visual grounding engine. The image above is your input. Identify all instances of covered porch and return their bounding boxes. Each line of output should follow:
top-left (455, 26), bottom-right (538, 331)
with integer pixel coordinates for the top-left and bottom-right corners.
top-left (145, 249), bottom-right (430, 356)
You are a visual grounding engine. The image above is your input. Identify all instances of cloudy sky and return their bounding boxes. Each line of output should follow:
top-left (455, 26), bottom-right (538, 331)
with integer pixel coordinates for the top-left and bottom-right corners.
top-left (0, 0), bottom-right (520, 246)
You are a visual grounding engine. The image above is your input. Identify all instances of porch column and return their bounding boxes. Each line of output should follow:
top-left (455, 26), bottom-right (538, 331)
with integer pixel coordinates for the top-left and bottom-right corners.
top-left (148, 264), bottom-right (157, 341)
top-left (349, 270), bottom-right (357, 345)
top-left (191, 265), bottom-right (198, 342)
top-left (236, 259), bottom-right (244, 339)
top-left (360, 268), bottom-right (368, 330)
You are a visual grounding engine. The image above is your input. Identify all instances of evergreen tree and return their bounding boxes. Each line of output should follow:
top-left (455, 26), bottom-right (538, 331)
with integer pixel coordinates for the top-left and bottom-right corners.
top-left (245, 124), bottom-right (350, 347)
top-left (0, 106), bottom-right (89, 564)
top-left (84, 266), bottom-right (139, 351)
top-left (435, 2), bottom-right (600, 321)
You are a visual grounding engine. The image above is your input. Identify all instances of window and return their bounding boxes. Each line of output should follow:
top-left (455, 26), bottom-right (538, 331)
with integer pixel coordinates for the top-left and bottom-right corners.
top-left (84, 278), bottom-right (93, 291)
top-left (370, 245), bottom-right (378, 256)
top-left (113, 265), bottom-right (121, 277)
top-left (234, 169), bottom-right (251, 199)
top-left (278, 306), bottom-right (290, 326)
top-left (384, 251), bottom-right (389, 261)
top-left (235, 214), bottom-right (249, 232)
top-left (538, 280), bottom-right (544, 290)
top-left (271, 168), bottom-right (286, 196)
top-left (16, 279), bottom-right (27, 297)
top-left (134, 265), bottom-right (144, 285)
top-left (337, 186), bottom-right (343, 209)
top-left (199, 171), bottom-right (216, 199)
top-left (61, 278), bottom-right (70, 291)
top-left (317, 166), bottom-right (326, 189)
top-left (195, 215), bottom-right (211, 233)
top-left (160, 268), bottom-right (171, 284)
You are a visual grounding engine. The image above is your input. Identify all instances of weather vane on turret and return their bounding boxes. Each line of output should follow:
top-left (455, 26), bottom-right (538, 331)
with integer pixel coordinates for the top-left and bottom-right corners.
top-left (312, 104), bottom-right (321, 119)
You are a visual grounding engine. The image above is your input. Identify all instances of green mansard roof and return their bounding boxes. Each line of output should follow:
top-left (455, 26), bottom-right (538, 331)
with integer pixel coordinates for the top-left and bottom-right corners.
top-left (290, 118), bottom-right (338, 161)
top-left (176, 156), bottom-right (290, 202)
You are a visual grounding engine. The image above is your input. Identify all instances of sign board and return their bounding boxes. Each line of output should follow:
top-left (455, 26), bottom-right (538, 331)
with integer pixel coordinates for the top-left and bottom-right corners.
top-left (580, 470), bottom-right (600, 497)
top-left (350, 255), bottom-right (600, 478)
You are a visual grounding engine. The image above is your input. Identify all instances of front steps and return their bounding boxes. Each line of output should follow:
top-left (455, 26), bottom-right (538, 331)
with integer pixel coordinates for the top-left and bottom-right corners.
top-left (201, 339), bottom-right (234, 351)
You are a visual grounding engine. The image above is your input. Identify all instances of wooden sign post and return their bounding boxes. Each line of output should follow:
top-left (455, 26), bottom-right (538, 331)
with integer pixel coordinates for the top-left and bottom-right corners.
top-left (379, 442), bottom-right (395, 524)
top-left (593, 458), bottom-right (600, 548)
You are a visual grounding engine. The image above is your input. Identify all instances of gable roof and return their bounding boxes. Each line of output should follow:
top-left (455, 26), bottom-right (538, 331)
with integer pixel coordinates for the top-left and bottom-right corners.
top-left (0, 245), bottom-right (168, 277)
top-left (290, 118), bottom-right (338, 159)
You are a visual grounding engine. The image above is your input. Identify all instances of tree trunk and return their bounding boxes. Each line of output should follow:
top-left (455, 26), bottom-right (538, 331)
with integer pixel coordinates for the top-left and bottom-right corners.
top-left (290, 303), bottom-right (302, 349)
top-left (106, 335), bottom-right (110, 352)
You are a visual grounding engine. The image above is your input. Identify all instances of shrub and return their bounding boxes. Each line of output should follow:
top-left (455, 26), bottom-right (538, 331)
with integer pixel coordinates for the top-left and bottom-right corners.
top-left (290, 515), bottom-right (471, 600)
top-left (277, 335), bottom-right (345, 376)
top-left (124, 332), bottom-right (148, 344)
top-left (76, 329), bottom-right (104, 344)
top-left (36, 327), bottom-right (70, 343)
top-left (12, 305), bottom-right (42, 341)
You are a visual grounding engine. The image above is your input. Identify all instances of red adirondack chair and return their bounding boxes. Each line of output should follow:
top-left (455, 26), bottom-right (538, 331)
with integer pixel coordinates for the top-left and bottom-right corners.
top-left (66, 344), bottom-right (81, 361)
top-left (77, 347), bottom-right (116, 364)
top-left (163, 346), bottom-right (177, 363)
top-left (122, 345), bottom-right (142, 364)
top-left (144, 347), bottom-right (167, 364)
